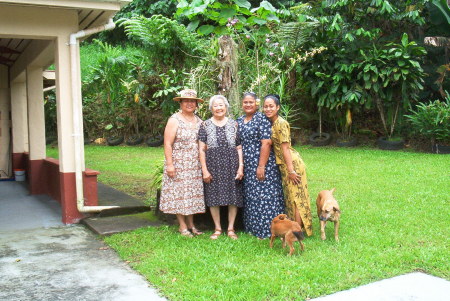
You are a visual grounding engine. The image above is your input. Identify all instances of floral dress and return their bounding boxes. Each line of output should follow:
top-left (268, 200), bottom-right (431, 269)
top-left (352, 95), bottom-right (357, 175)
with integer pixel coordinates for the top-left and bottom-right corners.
top-left (159, 113), bottom-right (206, 215)
top-left (237, 112), bottom-right (284, 238)
top-left (198, 118), bottom-right (243, 207)
top-left (271, 116), bottom-right (313, 236)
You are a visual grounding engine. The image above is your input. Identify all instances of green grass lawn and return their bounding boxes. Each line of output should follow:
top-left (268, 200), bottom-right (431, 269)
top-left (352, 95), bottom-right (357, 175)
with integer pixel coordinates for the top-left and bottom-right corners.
top-left (47, 145), bottom-right (163, 204)
top-left (47, 145), bottom-right (450, 300)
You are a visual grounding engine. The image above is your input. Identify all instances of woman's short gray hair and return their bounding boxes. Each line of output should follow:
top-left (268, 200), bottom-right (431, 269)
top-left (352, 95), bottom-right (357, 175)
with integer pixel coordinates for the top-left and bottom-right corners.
top-left (209, 95), bottom-right (230, 112)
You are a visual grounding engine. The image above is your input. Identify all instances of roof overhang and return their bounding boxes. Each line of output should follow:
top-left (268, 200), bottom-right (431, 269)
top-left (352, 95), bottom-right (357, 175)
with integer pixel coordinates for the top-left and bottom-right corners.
top-left (0, 0), bottom-right (130, 67)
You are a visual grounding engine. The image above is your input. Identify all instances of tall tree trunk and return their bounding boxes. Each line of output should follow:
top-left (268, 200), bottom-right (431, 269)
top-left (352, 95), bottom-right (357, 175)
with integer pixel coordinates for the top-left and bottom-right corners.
top-left (217, 35), bottom-right (239, 116)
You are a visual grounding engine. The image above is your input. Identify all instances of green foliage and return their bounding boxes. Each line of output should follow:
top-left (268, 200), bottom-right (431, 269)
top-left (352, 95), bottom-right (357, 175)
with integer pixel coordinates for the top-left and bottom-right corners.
top-left (97, 0), bottom-right (178, 44)
top-left (405, 96), bottom-right (450, 143)
top-left (176, 0), bottom-right (285, 35)
top-left (357, 33), bottom-right (427, 137)
top-left (119, 15), bottom-right (208, 69)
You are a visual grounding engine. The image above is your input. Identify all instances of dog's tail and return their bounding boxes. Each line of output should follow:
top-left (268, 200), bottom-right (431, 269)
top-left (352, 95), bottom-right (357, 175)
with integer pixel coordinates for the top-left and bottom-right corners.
top-left (293, 231), bottom-right (304, 241)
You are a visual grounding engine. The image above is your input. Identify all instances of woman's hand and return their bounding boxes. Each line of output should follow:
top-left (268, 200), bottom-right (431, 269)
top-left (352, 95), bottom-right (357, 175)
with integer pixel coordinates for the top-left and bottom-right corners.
top-left (203, 170), bottom-right (213, 183)
top-left (235, 166), bottom-right (244, 180)
top-left (166, 164), bottom-right (176, 178)
top-left (256, 166), bottom-right (265, 181)
top-left (288, 170), bottom-right (301, 185)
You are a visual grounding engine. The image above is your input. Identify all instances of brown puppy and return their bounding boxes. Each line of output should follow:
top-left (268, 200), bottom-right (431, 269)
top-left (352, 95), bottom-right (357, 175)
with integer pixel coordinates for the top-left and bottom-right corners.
top-left (316, 188), bottom-right (341, 241)
top-left (270, 214), bottom-right (305, 256)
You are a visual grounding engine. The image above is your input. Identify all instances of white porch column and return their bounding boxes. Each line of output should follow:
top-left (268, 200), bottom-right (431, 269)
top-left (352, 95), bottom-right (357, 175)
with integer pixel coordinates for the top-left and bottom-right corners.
top-left (10, 76), bottom-right (29, 174)
top-left (26, 66), bottom-right (46, 160)
top-left (26, 65), bottom-right (46, 194)
top-left (0, 65), bottom-right (11, 178)
top-left (55, 36), bottom-right (77, 173)
top-left (10, 81), bottom-right (29, 154)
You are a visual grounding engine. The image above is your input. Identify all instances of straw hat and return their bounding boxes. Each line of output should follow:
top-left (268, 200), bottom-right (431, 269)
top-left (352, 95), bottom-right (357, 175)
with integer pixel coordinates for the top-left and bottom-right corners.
top-left (173, 89), bottom-right (204, 103)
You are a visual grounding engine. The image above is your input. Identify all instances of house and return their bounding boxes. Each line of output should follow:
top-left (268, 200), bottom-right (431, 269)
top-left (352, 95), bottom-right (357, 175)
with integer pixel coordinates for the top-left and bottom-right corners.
top-left (0, 0), bottom-right (130, 224)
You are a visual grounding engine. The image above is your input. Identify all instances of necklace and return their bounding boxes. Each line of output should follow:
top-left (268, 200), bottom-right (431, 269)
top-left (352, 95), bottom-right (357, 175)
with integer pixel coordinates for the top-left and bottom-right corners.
top-left (181, 112), bottom-right (196, 123)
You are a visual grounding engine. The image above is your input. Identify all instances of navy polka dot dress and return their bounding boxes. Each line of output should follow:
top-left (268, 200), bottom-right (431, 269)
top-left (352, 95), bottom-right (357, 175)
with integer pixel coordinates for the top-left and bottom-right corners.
top-left (198, 118), bottom-right (244, 207)
top-left (237, 112), bottom-right (284, 238)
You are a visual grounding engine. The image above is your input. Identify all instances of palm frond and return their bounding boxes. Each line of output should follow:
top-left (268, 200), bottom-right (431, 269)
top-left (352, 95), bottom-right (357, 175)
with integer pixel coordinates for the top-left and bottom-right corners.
top-left (278, 21), bottom-right (320, 48)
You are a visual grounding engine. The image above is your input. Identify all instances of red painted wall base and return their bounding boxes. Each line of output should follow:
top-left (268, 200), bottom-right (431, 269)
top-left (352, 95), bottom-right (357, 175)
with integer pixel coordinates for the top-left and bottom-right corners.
top-left (12, 152), bottom-right (100, 224)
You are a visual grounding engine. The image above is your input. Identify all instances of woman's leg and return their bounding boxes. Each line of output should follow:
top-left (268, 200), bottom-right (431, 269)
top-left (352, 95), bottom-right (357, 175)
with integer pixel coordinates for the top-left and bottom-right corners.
top-left (293, 203), bottom-right (304, 229)
top-left (185, 214), bottom-right (194, 229)
top-left (227, 205), bottom-right (238, 230)
top-left (209, 206), bottom-right (222, 230)
top-left (176, 214), bottom-right (188, 231)
top-left (209, 207), bottom-right (222, 239)
top-left (176, 214), bottom-right (192, 237)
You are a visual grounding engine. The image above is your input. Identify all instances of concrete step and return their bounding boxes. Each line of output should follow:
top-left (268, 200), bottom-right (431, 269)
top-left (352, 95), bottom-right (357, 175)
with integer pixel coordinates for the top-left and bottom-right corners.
top-left (82, 212), bottom-right (162, 236)
top-left (96, 182), bottom-right (150, 217)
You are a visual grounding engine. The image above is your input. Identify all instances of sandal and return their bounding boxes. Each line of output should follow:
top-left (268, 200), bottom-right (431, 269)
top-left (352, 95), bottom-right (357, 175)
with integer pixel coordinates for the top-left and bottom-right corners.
top-left (190, 227), bottom-right (204, 236)
top-left (210, 229), bottom-right (222, 240)
top-left (227, 229), bottom-right (238, 240)
top-left (179, 229), bottom-right (193, 238)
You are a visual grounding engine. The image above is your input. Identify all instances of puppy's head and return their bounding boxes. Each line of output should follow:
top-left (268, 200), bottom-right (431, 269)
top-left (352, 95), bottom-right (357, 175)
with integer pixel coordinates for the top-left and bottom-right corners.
top-left (320, 203), bottom-right (341, 221)
top-left (274, 214), bottom-right (288, 221)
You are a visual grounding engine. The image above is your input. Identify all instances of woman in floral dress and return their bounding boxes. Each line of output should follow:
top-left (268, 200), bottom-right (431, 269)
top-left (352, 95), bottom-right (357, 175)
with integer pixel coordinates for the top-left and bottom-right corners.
top-left (237, 92), bottom-right (284, 238)
top-left (159, 89), bottom-right (206, 237)
top-left (263, 94), bottom-right (313, 236)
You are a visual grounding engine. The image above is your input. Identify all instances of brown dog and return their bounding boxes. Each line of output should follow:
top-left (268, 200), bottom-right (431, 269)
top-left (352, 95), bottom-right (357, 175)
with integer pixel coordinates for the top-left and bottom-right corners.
top-left (270, 214), bottom-right (305, 255)
top-left (316, 188), bottom-right (341, 241)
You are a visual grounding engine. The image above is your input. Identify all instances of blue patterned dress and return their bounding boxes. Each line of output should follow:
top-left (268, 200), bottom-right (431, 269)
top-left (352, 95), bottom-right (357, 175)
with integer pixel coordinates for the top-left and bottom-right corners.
top-left (237, 112), bottom-right (284, 238)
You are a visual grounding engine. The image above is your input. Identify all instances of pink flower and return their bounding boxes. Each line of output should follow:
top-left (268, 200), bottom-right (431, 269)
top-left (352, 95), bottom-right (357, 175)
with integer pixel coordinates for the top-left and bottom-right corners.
top-left (274, 42), bottom-right (279, 47)
top-left (227, 23), bottom-right (232, 27)
top-left (266, 38), bottom-right (270, 43)
top-left (246, 34), bottom-right (251, 39)
top-left (280, 46), bottom-right (285, 51)
top-left (269, 52), bottom-right (274, 56)
top-left (278, 57), bottom-right (282, 62)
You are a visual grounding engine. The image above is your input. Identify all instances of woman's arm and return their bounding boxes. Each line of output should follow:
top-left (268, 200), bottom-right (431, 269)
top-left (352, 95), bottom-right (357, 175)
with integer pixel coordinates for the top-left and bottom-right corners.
top-left (199, 140), bottom-right (212, 183)
top-left (163, 117), bottom-right (178, 178)
top-left (235, 145), bottom-right (244, 180)
top-left (281, 142), bottom-right (301, 184)
top-left (256, 139), bottom-right (272, 181)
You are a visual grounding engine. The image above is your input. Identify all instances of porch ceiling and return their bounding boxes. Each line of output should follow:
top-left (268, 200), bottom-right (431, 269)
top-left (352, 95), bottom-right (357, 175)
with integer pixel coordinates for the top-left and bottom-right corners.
top-left (0, 0), bottom-right (130, 66)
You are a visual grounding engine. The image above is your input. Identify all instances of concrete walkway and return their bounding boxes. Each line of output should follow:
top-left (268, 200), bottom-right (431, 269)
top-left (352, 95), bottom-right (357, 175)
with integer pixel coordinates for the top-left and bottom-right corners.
top-left (0, 181), bottom-right (165, 301)
top-left (310, 272), bottom-right (450, 301)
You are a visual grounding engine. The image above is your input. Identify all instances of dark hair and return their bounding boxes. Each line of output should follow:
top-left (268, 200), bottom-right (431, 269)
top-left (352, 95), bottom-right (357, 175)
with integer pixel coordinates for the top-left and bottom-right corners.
top-left (243, 92), bottom-right (257, 99)
top-left (264, 94), bottom-right (281, 106)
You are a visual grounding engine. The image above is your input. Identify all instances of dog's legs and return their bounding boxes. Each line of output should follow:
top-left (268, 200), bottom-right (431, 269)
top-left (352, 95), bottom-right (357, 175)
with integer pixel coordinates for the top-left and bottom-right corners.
top-left (320, 220), bottom-right (326, 240)
top-left (281, 236), bottom-right (286, 249)
top-left (299, 241), bottom-right (305, 252)
top-left (334, 220), bottom-right (339, 242)
top-left (269, 234), bottom-right (276, 248)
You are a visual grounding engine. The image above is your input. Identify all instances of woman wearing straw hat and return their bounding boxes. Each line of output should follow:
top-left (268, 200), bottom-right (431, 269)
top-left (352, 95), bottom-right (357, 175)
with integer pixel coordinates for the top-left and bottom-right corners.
top-left (159, 89), bottom-right (206, 237)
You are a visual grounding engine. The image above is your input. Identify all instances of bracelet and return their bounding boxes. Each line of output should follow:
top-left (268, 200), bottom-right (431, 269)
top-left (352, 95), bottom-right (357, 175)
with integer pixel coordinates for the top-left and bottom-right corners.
top-left (239, 163), bottom-right (244, 166)
top-left (257, 165), bottom-right (265, 169)
top-left (288, 170), bottom-right (296, 174)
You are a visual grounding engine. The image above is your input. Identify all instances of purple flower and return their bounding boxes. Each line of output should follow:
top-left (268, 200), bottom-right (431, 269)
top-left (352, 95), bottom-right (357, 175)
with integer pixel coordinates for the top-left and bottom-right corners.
top-left (227, 23), bottom-right (232, 27)
top-left (231, 18), bottom-right (238, 25)
top-left (266, 38), bottom-right (270, 43)
top-left (274, 42), bottom-right (279, 47)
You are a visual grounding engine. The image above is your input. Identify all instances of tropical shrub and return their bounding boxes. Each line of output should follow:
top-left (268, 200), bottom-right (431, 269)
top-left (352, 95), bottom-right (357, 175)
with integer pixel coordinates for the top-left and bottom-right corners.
top-left (405, 96), bottom-right (450, 144)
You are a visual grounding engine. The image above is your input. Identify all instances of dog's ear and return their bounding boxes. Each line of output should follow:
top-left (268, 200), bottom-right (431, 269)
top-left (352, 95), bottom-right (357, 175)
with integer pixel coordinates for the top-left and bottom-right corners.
top-left (279, 214), bottom-right (285, 220)
top-left (333, 207), bottom-right (341, 213)
top-left (330, 187), bottom-right (336, 194)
